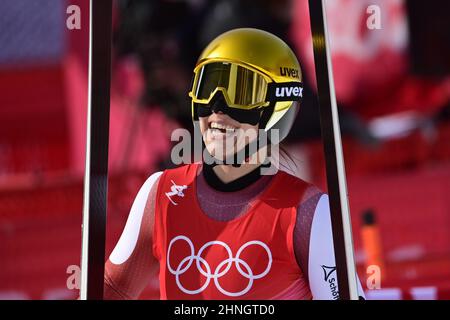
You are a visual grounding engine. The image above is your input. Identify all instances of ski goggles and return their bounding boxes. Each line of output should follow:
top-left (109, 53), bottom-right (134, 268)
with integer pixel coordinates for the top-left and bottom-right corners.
top-left (189, 61), bottom-right (303, 110)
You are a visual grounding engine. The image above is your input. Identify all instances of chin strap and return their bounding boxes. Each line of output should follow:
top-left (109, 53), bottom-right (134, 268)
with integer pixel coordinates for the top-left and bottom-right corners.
top-left (202, 158), bottom-right (272, 192)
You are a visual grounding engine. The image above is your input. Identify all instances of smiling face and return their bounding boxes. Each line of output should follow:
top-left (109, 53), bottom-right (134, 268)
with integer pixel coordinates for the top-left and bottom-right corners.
top-left (199, 112), bottom-right (260, 162)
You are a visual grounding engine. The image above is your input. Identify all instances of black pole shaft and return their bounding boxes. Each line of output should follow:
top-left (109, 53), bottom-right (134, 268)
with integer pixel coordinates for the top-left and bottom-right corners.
top-left (308, 0), bottom-right (351, 299)
top-left (81, 0), bottom-right (112, 300)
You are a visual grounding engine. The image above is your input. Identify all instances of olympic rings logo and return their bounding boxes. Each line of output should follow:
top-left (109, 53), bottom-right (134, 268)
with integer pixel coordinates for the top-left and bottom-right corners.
top-left (167, 235), bottom-right (272, 297)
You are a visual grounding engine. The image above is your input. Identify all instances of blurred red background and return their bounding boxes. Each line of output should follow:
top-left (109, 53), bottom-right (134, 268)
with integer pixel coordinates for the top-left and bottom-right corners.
top-left (0, 0), bottom-right (449, 300)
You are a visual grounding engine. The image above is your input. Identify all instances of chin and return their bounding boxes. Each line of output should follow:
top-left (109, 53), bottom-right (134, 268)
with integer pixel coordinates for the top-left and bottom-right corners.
top-left (205, 141), bottom-right (238, 162)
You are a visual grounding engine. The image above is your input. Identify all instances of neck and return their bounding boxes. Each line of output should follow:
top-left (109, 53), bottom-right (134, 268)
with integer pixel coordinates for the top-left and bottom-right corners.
top-left (202, 162), bottom-right (266, 192)
top-left (213, 143), bottom-right (271, 182)
top-left (212, 163), bottom-right (261, 184)
top-left (201, 143), bottom-right (272, 191)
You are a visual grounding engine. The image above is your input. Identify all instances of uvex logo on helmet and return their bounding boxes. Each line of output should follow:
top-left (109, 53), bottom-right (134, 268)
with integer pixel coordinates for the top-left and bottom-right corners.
top-left (280, 67), bottom-right (300, 79)
top-left (275, 86), bottom-right (303, 98)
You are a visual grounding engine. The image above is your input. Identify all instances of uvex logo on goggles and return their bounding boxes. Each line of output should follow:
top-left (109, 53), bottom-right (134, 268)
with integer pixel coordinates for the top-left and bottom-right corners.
top-left (267, 82), bottom-right (303, 102)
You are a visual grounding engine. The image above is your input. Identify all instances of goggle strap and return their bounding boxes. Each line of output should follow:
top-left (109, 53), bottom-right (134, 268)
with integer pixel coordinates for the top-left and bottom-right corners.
top-left (266, 82), bottom-right (303, 102)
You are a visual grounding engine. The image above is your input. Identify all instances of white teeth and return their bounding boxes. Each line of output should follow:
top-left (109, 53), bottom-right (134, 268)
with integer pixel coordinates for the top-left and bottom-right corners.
top-left (210, 122), bottom-right (236, 132)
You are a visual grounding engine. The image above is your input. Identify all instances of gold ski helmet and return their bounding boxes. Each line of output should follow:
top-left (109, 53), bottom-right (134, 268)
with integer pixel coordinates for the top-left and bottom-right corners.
top-left (189, 28), bottom-right (303, 142)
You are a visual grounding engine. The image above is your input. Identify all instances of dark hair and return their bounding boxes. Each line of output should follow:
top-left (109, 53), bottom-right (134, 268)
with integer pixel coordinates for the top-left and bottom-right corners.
top-left (278, 143), bottom-right (300, 176)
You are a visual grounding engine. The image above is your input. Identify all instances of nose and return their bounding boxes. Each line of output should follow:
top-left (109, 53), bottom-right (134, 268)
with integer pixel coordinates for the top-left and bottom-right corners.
top-left (209, 91), bottom-right (229, 114)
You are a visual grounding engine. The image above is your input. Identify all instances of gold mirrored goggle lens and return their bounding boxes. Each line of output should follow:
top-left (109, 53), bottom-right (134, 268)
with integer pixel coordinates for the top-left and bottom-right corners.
top-left (191, 62), bottom-right (269, 109)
